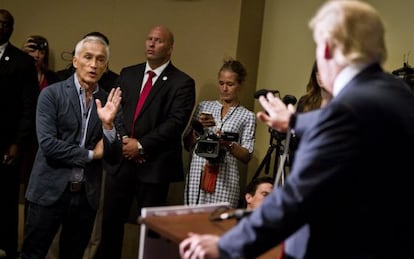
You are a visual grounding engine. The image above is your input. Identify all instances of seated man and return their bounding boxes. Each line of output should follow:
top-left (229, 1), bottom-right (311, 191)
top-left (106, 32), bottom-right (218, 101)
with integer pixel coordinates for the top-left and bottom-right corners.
top-left (244, 176), bottom-right (274, 209)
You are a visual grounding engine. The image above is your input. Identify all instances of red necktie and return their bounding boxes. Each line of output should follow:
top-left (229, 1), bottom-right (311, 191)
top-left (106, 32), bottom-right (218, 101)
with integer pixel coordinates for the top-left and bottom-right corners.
top-left (131, 70), bottom-right (156, 134)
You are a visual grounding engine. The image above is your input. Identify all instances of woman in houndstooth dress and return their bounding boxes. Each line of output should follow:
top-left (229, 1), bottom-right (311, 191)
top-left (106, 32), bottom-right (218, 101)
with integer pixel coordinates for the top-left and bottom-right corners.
top-left (183, 59), bottom-right (255, 208)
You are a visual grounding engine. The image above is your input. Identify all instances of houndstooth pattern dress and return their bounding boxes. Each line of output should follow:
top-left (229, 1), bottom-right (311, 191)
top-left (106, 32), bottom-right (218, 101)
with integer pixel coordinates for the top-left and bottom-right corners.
top-left (184, 100), bottom-right (255, 208)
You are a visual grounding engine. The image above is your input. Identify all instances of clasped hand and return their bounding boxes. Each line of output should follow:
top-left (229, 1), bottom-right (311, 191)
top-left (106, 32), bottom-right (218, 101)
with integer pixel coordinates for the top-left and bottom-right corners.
top-left (2, 144), bottom-right (19, 165)
top-left (122, 137), bottom-right (145, 163)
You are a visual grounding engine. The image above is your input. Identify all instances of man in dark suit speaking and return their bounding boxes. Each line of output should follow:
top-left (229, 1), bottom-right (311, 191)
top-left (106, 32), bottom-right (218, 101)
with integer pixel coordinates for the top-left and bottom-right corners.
top-left (97, 25), bottom-right (196, 259)
top-left (179, 1), bottom-right (414, 258)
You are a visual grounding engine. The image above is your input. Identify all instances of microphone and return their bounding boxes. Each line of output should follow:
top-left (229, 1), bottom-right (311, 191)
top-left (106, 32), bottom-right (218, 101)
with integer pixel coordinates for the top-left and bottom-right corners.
top-left (282, 94), bottom-right (297, 106)
top-left (212, 209), bottom-right (254, 221)
top-left (254, 89), bottom-right (279, 99)
top-left (191, 119), bottom-right (205, 135)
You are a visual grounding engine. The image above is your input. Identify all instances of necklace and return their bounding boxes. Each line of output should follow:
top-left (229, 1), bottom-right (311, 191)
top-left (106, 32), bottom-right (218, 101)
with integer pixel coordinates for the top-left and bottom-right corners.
top-left (216, 102), bottom-right (239, 132)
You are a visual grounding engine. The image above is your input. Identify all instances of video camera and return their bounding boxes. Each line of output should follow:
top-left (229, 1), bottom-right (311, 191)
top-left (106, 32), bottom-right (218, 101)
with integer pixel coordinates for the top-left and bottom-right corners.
top-left (191, 119), bottom-right (239, 163)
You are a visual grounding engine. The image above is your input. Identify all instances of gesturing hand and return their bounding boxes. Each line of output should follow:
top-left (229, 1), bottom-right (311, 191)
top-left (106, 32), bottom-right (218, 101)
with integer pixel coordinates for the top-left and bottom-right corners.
top-left (96, 87), bottom-right (122, 130)
top-left (256, 92), bottom-right (295, 133)
top-left (179, 233), bottom-right (220, 259)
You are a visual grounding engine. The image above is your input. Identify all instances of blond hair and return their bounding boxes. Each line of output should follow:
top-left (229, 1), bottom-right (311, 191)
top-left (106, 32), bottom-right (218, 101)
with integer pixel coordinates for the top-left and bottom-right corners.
top-left (309, 0), bottom-right (387, 65)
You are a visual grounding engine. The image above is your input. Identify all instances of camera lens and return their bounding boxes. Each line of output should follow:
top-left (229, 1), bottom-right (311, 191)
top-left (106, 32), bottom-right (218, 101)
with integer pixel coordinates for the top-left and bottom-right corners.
top-left (27, 39), bottom-right (47, 50)
top-left (206, 145), bottom-right (214, 153)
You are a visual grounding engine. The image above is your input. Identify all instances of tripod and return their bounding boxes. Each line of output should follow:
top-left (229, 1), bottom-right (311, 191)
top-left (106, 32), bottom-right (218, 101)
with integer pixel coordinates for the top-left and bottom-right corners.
top-left (251, 128), bottom-right (290, 186)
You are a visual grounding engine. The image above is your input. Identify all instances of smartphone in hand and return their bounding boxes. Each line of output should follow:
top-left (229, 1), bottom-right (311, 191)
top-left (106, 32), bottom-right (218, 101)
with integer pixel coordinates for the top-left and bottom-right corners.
top-left (200, 111), bottom-right (213, 119)
top-left (200, 111), bottom-right (215, 127)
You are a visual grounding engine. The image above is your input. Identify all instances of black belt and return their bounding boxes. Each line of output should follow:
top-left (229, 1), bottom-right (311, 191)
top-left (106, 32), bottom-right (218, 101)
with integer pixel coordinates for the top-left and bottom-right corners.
top-left (67, 181), bottom-right (84, 192)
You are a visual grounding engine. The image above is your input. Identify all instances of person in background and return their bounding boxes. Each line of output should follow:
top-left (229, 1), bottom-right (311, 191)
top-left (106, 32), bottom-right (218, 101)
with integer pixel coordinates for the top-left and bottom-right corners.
top-left (183, 58), bottom-right (255, 208)
top-left (0, 9), bottom-right (39, 259)
top-left (22, 35), bottom-right (60, 90)
top-left (21, 36), bottom-right (123, 259)
top-left (56, 31), bottom-right (119, 92)
top-left (244, 176), bottom-right (273, 210)
top-left (179, 1), bottom-right (414, 258)
top-left (21, 35), bottom-right (61, 225)
top-left (245, 176), bottom-right (281, 259)
top-left (96, 25), bottom-right (195, 259)
top-left (290, 61), bottom-right (332, 163)
top-left (282, 61), bottom-right (333, 259)
top-left (296, 61), bottom-right (332, 113)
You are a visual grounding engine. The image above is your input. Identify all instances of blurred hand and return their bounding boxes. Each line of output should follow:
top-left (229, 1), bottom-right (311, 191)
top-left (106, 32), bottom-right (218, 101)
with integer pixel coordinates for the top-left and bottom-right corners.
top-left (22, 37), bottom-right (36, 53)
top-left (179, 233), bottom-right (220, 259)
top-left (199, 113), bottom-right (215, 128)
top-left (2, 144), bottom-right (19, 165)
top-left (256, 92), bottom-right (296, 133)
top-left (122, 137), bottom-right (145, 163)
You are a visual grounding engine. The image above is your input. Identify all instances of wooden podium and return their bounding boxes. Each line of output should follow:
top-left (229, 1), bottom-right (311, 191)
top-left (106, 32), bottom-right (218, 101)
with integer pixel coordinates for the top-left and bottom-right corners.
top-left (139, 203), bottom-right (280, 259)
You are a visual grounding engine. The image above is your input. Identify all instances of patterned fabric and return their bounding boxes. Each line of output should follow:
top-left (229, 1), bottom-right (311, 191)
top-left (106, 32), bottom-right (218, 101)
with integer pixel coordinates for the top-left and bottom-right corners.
top-left (184, 100), bottom-right (255, 208)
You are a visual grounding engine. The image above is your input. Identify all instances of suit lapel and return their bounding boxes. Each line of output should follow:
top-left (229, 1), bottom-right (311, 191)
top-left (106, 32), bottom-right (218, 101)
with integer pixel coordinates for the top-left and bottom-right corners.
top-left (133, 68), bottom-right (145, 103)
top-left (66, 76), bottom-right (100, 141)
top-left (0, 56), bottom-right (7, 73)
top-left (86, 91), bottom-right (104, 141)
top-left (66, 76), bottom-right (105, 146)
top-left (0, 45), bottom-right (15, 72)
top-left (66, 78), bottom-right (83, 127)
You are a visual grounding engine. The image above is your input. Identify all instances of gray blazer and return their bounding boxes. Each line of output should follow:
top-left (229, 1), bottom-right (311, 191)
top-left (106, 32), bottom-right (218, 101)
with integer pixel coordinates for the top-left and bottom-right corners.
top-left (25, 75), bottom-right (122, 210)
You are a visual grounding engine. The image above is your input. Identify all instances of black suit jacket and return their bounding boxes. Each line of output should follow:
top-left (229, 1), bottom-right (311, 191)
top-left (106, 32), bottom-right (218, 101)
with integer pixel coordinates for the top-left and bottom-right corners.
top-left (0, 43), bottom-right (39, 151)
top-left (218, 64), bottom-right (414, 259)
top-left (115, 62), bottom-right (195, 183)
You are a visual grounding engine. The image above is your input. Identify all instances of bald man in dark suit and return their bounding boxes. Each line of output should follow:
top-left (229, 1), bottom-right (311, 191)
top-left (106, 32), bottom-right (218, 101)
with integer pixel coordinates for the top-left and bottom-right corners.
top-left (97, 25), bottom-right (196, 259)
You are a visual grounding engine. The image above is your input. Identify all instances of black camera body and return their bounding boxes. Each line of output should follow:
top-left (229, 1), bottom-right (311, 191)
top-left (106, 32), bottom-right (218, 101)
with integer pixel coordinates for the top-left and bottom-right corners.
top-left (28, 39), bottom-right (48, 51)
top-left (195, 132), bottom-right (239, 162)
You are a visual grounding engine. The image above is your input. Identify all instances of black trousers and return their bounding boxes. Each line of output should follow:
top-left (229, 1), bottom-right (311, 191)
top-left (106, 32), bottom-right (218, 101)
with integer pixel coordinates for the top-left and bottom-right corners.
top-left (0, 162), bottom-right (20, 259)
top-left (96, 169), bottom-right (169, 259)
top-left (21, 186), bottom-right (96, 259)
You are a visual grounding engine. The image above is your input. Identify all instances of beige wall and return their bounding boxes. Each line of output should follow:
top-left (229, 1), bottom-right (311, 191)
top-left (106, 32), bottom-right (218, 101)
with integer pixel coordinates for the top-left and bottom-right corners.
top-left (2, 0), bottom-right (414, 204)
top-left (1, 0), bottom-right (243, 94)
